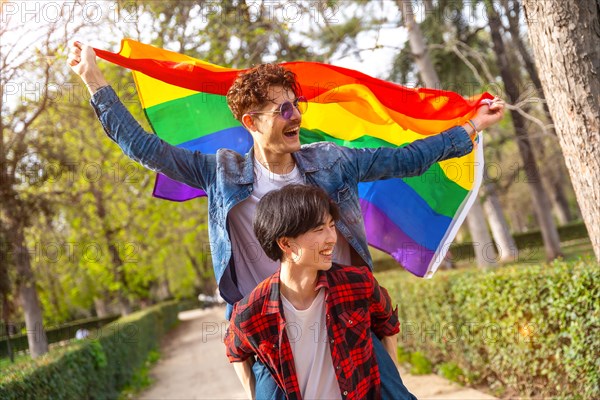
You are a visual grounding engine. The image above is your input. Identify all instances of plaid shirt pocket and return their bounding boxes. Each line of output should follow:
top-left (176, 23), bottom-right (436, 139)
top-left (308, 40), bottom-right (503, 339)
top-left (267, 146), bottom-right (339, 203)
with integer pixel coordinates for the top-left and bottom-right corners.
top-left (339, 307), bottom-right (369, 347)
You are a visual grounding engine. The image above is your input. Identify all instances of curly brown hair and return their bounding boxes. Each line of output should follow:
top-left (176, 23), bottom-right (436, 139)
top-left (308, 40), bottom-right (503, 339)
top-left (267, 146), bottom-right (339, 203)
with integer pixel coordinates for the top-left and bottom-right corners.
top-left (226, 63), bottom-right (300, 122)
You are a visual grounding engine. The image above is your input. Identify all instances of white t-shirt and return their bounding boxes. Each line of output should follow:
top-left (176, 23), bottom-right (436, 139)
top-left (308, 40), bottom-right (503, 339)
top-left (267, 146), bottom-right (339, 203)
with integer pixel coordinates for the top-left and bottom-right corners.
top-left (281, 289), bottom-right (342, 400)
top-left (227, 159), bottom-right (352, 297)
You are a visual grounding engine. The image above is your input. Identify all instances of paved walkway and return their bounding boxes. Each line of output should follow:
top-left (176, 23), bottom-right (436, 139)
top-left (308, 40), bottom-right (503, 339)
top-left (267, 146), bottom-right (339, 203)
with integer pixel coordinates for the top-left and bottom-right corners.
top-left (138, 307), bottom-right (497, 400)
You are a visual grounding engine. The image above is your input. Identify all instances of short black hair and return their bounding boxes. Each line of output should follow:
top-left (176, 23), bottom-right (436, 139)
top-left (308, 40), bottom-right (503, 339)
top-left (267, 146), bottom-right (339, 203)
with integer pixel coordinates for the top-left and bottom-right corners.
top-left (254, 185), bottom-right (340, 261)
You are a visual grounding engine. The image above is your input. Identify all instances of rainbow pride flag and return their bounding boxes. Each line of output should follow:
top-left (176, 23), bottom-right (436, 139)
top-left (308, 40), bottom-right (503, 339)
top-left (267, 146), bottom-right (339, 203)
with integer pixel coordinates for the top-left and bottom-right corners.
top-left (95, 39), bottom-right (490, 278)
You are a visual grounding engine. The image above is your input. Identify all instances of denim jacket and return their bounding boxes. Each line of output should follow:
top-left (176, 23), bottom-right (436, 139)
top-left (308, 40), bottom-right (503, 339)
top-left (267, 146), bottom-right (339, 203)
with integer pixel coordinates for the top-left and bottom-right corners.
top-left (91, 86), bottom-right (473, 305)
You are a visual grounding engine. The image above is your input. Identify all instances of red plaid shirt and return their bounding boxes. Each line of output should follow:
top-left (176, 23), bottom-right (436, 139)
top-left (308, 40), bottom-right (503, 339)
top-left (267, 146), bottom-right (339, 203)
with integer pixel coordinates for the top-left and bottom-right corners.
top-left (225, 264), bottom-right (399, 400)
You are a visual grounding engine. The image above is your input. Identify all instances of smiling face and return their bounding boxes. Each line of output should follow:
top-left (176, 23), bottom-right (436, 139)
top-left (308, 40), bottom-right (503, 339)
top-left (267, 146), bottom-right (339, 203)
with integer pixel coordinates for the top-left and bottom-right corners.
top-left (253, 184), bottom-right (340, 263)
top-left (284, 213), bottom-right (337, 272)
top-left (242, 85), bottom-right (302, 162)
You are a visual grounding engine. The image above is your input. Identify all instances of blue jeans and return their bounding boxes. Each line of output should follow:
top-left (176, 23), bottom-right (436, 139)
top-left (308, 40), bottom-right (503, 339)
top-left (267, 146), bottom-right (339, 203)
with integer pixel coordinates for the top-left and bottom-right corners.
top-left (252, 332), bottom-right (417, 400)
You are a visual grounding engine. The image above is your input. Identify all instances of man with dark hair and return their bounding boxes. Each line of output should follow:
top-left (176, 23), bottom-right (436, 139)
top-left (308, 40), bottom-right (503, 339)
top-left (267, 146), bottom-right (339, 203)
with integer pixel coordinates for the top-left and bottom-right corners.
top-left (68, 41), bottom-right (504, 399)
top-left (226, 185), bottom-right (400, 400)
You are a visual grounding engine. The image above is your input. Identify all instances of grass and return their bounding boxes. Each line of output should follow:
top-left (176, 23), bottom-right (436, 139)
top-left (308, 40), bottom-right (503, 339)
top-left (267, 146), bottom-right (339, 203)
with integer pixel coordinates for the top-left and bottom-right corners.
top-left (455, 238), bottom-right (594, 268)
top-left (0, 353), bottom-right (29, 371)
top-left (370, 238), bottom-right (594, 272)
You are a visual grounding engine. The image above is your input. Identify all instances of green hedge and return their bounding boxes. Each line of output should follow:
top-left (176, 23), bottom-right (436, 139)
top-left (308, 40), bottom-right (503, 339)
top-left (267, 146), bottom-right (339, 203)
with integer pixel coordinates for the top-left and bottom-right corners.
top-left (0, 300), bottom-right (188, 399)
top-left (0, 314), bottom-right (120, 358)
top-left (450, 221), bottom-right (589, 261)
top-left (377, 259), bottom-right (599, 398)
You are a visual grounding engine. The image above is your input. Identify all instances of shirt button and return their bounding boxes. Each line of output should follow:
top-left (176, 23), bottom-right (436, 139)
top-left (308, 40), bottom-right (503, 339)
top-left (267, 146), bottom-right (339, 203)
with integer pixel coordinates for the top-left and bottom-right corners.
top-left (330, 339), bottom-right (334, 344)
top-left (348, 320), bottom-right (353, 325)
top-left (336, 366), bottom-right (340, 370)
top-left (343, 391), bottom-right (348, 396)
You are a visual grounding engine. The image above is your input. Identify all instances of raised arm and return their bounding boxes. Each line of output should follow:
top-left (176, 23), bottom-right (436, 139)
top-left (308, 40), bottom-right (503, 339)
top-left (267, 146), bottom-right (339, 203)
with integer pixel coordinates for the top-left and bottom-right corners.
top-left (339, 100), bottom-right (505, 182)
top-left (67, 42), bottom-right (216, 190)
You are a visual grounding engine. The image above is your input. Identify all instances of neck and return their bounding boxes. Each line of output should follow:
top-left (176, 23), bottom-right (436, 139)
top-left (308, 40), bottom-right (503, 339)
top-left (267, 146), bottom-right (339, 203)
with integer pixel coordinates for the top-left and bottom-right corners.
top-left (279, 261), bottom-right (319, 310)
top-left (253, 146), bottom-right (295, 175)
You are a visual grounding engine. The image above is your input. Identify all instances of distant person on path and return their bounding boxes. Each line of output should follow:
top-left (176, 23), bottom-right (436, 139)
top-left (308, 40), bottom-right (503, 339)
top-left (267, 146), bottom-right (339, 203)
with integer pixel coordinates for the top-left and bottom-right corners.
top-left (226, 185), bottom-right (402, 400)
top-left (68, 41), bottom-right (504, 399)
top-left (75, 328), bottom-right (89, 340)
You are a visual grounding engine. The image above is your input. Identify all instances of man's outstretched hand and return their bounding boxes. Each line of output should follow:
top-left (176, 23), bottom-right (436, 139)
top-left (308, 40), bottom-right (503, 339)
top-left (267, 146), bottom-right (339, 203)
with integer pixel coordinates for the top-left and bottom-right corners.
top-left (67, 41), bottom-right (108, 95)
top-left (471, 97), bottom-right (506, 132)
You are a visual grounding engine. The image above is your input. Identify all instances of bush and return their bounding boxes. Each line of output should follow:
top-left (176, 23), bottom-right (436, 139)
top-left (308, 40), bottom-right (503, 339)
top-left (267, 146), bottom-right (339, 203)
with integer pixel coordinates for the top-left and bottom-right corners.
top-left (438, 362), bottom-right (465, 383)
top-left (0, 314), bottom-right (120, 358)
top-left (0, 301), bottom-right (187, 399)
top-left (409, 351), bottom-right (432, 375)
top-left (397, 346), bottom-right (411, 364)
top-left (377, 259), bottom-right (599, 398)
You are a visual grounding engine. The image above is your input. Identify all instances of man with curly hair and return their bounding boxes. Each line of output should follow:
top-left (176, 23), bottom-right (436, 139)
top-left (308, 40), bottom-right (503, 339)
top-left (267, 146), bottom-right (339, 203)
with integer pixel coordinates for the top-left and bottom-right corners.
top-left (68, 41), bottom-right (504, 399)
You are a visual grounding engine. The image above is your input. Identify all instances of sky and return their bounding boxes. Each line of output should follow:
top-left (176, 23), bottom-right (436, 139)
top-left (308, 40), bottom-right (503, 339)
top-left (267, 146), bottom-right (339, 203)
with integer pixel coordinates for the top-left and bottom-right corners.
top-left (0, 0), bottom-right (408, 79)
top-left (0, 0), bottom-right (416, 118)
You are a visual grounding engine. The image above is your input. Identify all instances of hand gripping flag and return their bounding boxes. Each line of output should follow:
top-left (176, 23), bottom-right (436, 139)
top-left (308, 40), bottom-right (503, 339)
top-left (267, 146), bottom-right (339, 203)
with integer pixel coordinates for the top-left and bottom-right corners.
top-left (94, 39), bottom-right (491, 278)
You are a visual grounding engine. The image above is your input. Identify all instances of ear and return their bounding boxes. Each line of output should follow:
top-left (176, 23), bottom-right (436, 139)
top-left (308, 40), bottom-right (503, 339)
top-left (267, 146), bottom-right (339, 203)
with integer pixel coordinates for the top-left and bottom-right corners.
top-left (277, 237), bottom-right (290, 254)
top-left (242, 113), bottom-right (258, 133)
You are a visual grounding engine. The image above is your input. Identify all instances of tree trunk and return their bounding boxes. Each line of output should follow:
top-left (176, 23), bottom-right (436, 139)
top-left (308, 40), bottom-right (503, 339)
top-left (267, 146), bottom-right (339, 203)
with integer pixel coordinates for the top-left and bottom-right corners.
top-left (186, 247), bottom-right (204, 291)
top-left (159, 278), bottom-right (173, 301)
top-left (398, 0), bottom-right (508, 268)
top-left (502, 0), bottom-right (555, 132)
top-left (43, 262), bottom-right (63, 319)
top-left (549, 179), bottom-right (573, 226)
top-left (94, 297), bottom-right (109, 318)
top-left (482, 183), bottom-right (518, 262)
top-left (13, 229), bottom-right (48, 358)
top-left (0, 230), bottom-right (12, 360)
top-left (108, 243), bottom-right (132, 315)
top-left (91, 183), bottom-right (131, 316)
top-left (398, 0), bottom-right (440, 88)
top-left (540, 153), bottom-right (575, 225)
top-left (487, 5), bottom-right (563, 260)
top-left (522, 0), bottom-right (600, 260)
top-left (466, 201), bottom-right (498, 267)
top-left (2, 293), bottom-right (14, 362)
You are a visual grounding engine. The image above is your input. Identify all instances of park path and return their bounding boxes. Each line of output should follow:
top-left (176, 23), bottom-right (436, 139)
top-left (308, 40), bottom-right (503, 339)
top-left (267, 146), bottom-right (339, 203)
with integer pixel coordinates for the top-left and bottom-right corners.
top-left (138, 307), bottom-right (497, 400)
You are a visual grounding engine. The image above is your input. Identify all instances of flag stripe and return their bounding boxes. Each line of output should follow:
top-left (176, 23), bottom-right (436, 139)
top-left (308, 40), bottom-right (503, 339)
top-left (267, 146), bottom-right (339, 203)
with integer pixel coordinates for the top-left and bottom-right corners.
top-left (360, 198), bottom-right (436, 276)
top-left (145, 93), bottom-right (241, 145)
top-left (359, 180), bottom-right (452, 250)
top-left (95, 41), bottom-right (492, 120)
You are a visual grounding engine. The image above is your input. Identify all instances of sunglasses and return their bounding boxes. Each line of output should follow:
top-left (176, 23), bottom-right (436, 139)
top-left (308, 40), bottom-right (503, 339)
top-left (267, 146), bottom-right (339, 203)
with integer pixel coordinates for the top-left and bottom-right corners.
top-left (248, 96), bottom-right (308, 120)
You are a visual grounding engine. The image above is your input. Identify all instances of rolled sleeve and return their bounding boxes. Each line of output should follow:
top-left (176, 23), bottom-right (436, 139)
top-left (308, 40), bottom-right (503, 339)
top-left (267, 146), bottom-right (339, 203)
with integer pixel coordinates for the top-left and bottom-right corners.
top-left (91, 85), bottom-right (117, 115)
top-left (444, 125), bottom-right (474, 158)
top-left (368, 275), bottom-right (400, 339)
top-left (224, 309), bottom-right (255, 363)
